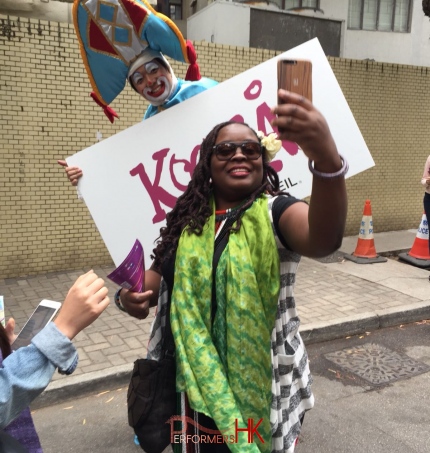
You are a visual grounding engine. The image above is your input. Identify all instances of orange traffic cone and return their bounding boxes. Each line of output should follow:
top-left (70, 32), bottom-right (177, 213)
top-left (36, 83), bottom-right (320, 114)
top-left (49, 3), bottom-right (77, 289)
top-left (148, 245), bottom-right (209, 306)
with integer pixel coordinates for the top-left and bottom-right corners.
top-left (398, 213), bottom-right (430, 268)
top-left (344, 200), bottom-right (387, 264)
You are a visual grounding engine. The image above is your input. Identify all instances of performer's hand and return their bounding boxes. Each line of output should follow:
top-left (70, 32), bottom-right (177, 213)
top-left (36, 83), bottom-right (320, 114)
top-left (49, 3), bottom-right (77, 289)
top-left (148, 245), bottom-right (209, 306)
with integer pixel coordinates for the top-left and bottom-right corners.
top-left (58, 160), bottom-right (83, 187)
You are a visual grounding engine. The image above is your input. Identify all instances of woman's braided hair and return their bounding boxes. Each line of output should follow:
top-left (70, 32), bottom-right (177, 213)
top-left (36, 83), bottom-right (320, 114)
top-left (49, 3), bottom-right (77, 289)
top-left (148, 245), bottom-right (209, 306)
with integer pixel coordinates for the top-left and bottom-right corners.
top-left (0, 323), bottom-right (11, 359)
top-left (151, 121), bottom-right (283, 269)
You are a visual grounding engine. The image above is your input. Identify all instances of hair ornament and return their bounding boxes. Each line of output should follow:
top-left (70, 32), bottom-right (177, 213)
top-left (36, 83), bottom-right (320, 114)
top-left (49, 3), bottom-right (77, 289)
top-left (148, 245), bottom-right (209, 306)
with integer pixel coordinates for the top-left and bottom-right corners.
top-left (256, 131), bottom-right (282, 162)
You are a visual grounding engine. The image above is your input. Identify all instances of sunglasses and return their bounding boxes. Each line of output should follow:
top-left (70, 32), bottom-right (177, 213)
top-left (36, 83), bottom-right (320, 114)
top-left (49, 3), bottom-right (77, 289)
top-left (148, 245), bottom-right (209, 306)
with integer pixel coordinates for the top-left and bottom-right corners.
top-left (212, 141), bottom-right (263, 161)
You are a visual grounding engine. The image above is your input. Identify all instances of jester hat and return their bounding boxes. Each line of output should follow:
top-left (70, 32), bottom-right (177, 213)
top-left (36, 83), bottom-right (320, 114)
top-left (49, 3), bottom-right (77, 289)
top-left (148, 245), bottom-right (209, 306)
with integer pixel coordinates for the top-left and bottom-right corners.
top-left (73, 0), bottom-right (201, 122)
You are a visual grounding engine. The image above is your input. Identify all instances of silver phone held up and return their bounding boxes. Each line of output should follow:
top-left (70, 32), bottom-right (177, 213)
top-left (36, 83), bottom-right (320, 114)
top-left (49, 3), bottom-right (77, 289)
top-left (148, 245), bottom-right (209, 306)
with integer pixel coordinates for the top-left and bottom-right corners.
top-left (11, 299), bottom-right (61, 350)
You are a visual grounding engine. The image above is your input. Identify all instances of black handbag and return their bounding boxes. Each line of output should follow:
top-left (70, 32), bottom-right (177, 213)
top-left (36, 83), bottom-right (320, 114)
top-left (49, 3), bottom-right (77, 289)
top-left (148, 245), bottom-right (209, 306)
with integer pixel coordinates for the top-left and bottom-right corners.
top-left (0, 429), bottom-right (28, 453)
top-left (127, 299), bottom-right (177, 453)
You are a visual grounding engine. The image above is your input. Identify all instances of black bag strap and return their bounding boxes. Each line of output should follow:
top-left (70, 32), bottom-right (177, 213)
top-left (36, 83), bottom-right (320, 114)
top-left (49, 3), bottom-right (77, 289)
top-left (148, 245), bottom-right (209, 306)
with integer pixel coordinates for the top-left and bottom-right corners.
top-left (161, 216), bottom-right (235, 349)
top-left (161, 252), bottom-right (176, 358)
top-left (162, 296), bottom-right (175, 358)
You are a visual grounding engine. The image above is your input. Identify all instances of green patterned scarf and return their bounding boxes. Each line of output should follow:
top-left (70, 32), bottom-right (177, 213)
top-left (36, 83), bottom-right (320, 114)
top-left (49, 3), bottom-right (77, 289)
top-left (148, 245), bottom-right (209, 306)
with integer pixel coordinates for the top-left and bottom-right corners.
top-left (170, 195), bottom-right (280, 452)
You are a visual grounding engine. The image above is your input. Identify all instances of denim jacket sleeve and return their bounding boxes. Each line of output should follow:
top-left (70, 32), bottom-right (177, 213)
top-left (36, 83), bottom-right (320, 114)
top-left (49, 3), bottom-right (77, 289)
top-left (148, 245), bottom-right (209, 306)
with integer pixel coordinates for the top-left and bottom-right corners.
top-left (0, 322), bottom-right (78, 428)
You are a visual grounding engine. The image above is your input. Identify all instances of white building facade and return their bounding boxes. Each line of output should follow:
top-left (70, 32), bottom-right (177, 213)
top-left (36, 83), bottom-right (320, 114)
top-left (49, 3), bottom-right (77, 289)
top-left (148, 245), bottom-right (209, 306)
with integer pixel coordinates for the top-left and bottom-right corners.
top-left (2, 0), bottom-right (430, 66)
top-left (188, 0), bottom-right (430, 66)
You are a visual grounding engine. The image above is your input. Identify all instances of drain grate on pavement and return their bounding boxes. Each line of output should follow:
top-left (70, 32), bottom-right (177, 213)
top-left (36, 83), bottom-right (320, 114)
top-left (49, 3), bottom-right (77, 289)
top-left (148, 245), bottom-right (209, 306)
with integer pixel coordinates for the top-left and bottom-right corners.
top-left (324, 343), bottom-right (430, 385)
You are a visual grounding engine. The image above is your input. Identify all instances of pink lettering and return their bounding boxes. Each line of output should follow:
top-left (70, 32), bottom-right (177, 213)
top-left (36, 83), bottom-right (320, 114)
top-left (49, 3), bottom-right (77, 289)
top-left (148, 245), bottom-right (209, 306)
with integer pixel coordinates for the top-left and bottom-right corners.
top-left (169, 157), bottom-right (190, 192)
top-left (244, 80), bottom-right (262, 100)
top-left (255, 102), bottom-right (298, 158)
top-left (169, 144), bottom-right (201, 191)
top-left (130, 148), bottom-right (177, 224)
top-left (230, 114), bottom-right (245, 122)
top-left (242, 80), bottom-right (298, 167)
top-left (270, 160), bottom-right (283, 172)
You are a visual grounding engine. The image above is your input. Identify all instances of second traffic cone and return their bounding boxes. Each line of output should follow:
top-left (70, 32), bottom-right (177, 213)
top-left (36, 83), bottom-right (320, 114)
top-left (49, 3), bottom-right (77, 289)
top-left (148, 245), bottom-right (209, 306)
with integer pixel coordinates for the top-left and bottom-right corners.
top-left (344, 200), bottom-right (387, 264)
top-left (398, 213), bottom-right (430, 268)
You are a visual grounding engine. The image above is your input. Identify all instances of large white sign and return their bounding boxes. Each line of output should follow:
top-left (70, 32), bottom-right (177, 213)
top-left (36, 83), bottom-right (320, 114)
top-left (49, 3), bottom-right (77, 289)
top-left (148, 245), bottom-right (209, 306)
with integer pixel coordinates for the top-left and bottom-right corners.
top-left (67, 38), bottom-right (374, 267)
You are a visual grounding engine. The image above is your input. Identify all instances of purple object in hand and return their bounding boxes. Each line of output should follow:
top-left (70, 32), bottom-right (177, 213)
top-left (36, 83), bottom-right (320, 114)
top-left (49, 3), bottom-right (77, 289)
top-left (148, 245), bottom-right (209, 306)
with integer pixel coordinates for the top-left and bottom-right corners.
top-left (107, 239), bottom-right (144, 292)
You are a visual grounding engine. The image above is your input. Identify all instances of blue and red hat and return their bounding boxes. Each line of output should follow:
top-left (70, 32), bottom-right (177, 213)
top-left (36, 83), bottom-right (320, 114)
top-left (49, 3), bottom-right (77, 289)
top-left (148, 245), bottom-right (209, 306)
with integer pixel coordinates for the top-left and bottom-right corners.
top-left (73, 0), bottom-right (201, 122)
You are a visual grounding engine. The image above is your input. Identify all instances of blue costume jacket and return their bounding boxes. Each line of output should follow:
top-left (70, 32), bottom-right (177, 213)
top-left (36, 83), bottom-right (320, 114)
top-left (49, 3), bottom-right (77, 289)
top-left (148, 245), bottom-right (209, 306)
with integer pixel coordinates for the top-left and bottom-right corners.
top-left (144, 77), bottom-right (218, 120)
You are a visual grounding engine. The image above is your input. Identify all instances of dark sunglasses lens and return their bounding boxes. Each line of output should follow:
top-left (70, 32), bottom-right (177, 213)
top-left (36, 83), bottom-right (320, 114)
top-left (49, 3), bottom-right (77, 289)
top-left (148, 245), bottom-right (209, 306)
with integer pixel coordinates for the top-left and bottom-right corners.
top-left (242, 143), bottom-right (261, 159)
top-left (216, 143), bottom-right (236, 160)
top-left (214, 142), bottom-right (261, 160)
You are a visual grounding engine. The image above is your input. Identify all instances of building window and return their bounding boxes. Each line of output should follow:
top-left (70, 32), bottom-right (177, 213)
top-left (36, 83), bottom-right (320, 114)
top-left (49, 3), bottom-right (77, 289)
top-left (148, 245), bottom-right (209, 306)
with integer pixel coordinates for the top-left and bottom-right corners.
top-left (284, 0), bottom-right (320, 9)
top-left (169, 0), bottom-right (182, 20)
top-left (348, 0), bottom-right (412, 32)
top-left (156, 0), bottom-right (182, 19)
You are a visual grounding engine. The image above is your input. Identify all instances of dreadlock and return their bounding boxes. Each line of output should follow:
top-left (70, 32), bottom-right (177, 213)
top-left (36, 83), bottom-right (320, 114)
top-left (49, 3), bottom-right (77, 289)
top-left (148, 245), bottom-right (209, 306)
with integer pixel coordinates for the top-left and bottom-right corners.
top-left (151, 121), bottom-right (285, 269)
top-left (0, 323), bottom-right (11, 359)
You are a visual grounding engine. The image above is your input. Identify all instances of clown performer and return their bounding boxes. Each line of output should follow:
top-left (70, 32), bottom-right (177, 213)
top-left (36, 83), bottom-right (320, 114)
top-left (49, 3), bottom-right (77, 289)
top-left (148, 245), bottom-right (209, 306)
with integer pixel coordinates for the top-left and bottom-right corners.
top-left (58, 0), bottom-right (218, 186)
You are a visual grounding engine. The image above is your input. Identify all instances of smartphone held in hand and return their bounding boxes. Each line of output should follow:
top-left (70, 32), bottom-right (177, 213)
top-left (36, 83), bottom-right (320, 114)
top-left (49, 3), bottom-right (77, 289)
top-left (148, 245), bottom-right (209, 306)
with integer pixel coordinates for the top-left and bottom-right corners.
top-left (277, 59), bottom-right (312, 103)
top-left (11, 300), bottom-right (61, 350)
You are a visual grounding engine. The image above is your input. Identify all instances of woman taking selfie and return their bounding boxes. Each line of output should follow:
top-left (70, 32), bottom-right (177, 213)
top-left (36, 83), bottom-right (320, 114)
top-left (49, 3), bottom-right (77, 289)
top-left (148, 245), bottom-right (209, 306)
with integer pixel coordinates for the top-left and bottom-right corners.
top-left (118, 89), bottom-right (348, 452)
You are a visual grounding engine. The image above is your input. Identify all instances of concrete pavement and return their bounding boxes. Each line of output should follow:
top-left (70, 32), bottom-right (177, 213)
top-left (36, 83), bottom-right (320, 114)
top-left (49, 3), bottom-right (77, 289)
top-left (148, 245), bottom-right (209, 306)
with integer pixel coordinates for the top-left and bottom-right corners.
top-left (31, 321), bottom-right (430, 453)
top-left (2, 229), bottom-right (430, 408)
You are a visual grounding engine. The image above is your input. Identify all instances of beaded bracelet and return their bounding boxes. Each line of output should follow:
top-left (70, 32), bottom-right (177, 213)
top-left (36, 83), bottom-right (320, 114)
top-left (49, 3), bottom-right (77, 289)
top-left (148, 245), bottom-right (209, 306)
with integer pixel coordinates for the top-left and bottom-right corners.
top-left (308, 154), bottom-right (349, 179)
top-left (114, 288), bottom-right (127, 313)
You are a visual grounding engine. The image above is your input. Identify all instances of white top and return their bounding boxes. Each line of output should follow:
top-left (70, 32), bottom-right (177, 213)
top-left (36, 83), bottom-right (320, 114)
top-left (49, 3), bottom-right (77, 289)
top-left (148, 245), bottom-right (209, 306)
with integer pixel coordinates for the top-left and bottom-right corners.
top-left (421, 155), bottom-right (430, 195)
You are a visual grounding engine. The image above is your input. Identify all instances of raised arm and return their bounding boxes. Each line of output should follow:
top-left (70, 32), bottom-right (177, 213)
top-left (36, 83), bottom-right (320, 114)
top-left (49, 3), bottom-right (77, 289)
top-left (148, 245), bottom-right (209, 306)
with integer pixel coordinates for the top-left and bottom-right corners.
top-left (271, 90), bottom-right (347, 258)
top-left (0, 271), bottom-right (109, 428)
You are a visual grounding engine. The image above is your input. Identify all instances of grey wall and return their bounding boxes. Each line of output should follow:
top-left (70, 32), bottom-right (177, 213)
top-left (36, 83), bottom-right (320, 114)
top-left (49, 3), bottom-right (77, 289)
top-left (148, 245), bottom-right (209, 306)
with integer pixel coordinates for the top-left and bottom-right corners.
top-left (250, 9), bottom-right (341, 56)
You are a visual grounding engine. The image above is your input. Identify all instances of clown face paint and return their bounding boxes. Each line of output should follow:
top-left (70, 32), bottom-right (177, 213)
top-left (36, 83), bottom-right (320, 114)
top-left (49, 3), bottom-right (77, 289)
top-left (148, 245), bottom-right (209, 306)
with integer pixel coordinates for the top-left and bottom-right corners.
top-left (131, 60), bottom-right (173, 105)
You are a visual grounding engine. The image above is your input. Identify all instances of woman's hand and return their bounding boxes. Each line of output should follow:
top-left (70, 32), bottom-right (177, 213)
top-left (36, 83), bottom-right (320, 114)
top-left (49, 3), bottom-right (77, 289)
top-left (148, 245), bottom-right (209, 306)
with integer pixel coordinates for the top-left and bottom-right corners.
top-left (54, 270), bottom-right (109, 340)
top-left (271, 90), bottom-right (341, 171)
top-left (120, 269), bottom-right (161, 319)
top-left (272, 90), bottom-right (347, 258)
top-left (5, 318), bottom-right (16, 344)
top-left (58, 160), bottom-right (83, 186)
top-left (120, 289), bottom-right (153, 320)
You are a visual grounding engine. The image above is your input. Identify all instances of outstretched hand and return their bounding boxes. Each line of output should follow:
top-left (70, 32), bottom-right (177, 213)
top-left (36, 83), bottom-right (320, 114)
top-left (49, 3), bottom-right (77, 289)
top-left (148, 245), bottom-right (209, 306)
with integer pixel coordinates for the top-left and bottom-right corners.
top-left (58, 160), bottom-right (83, 187)
top-left (54, 270), bottom-right (109, 340)
top-left (271, 90), bottom-right (340, 170)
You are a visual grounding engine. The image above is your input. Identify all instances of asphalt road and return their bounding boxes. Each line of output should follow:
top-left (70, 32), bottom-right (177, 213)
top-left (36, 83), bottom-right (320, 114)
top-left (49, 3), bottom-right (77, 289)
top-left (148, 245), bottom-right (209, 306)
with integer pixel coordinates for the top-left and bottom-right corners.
top-left (300, 320), bottom-right (430, 453)
top-left (32, 320), bottom-right (430, 453)
top-left (32, 386), bottom-right (139, 453)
